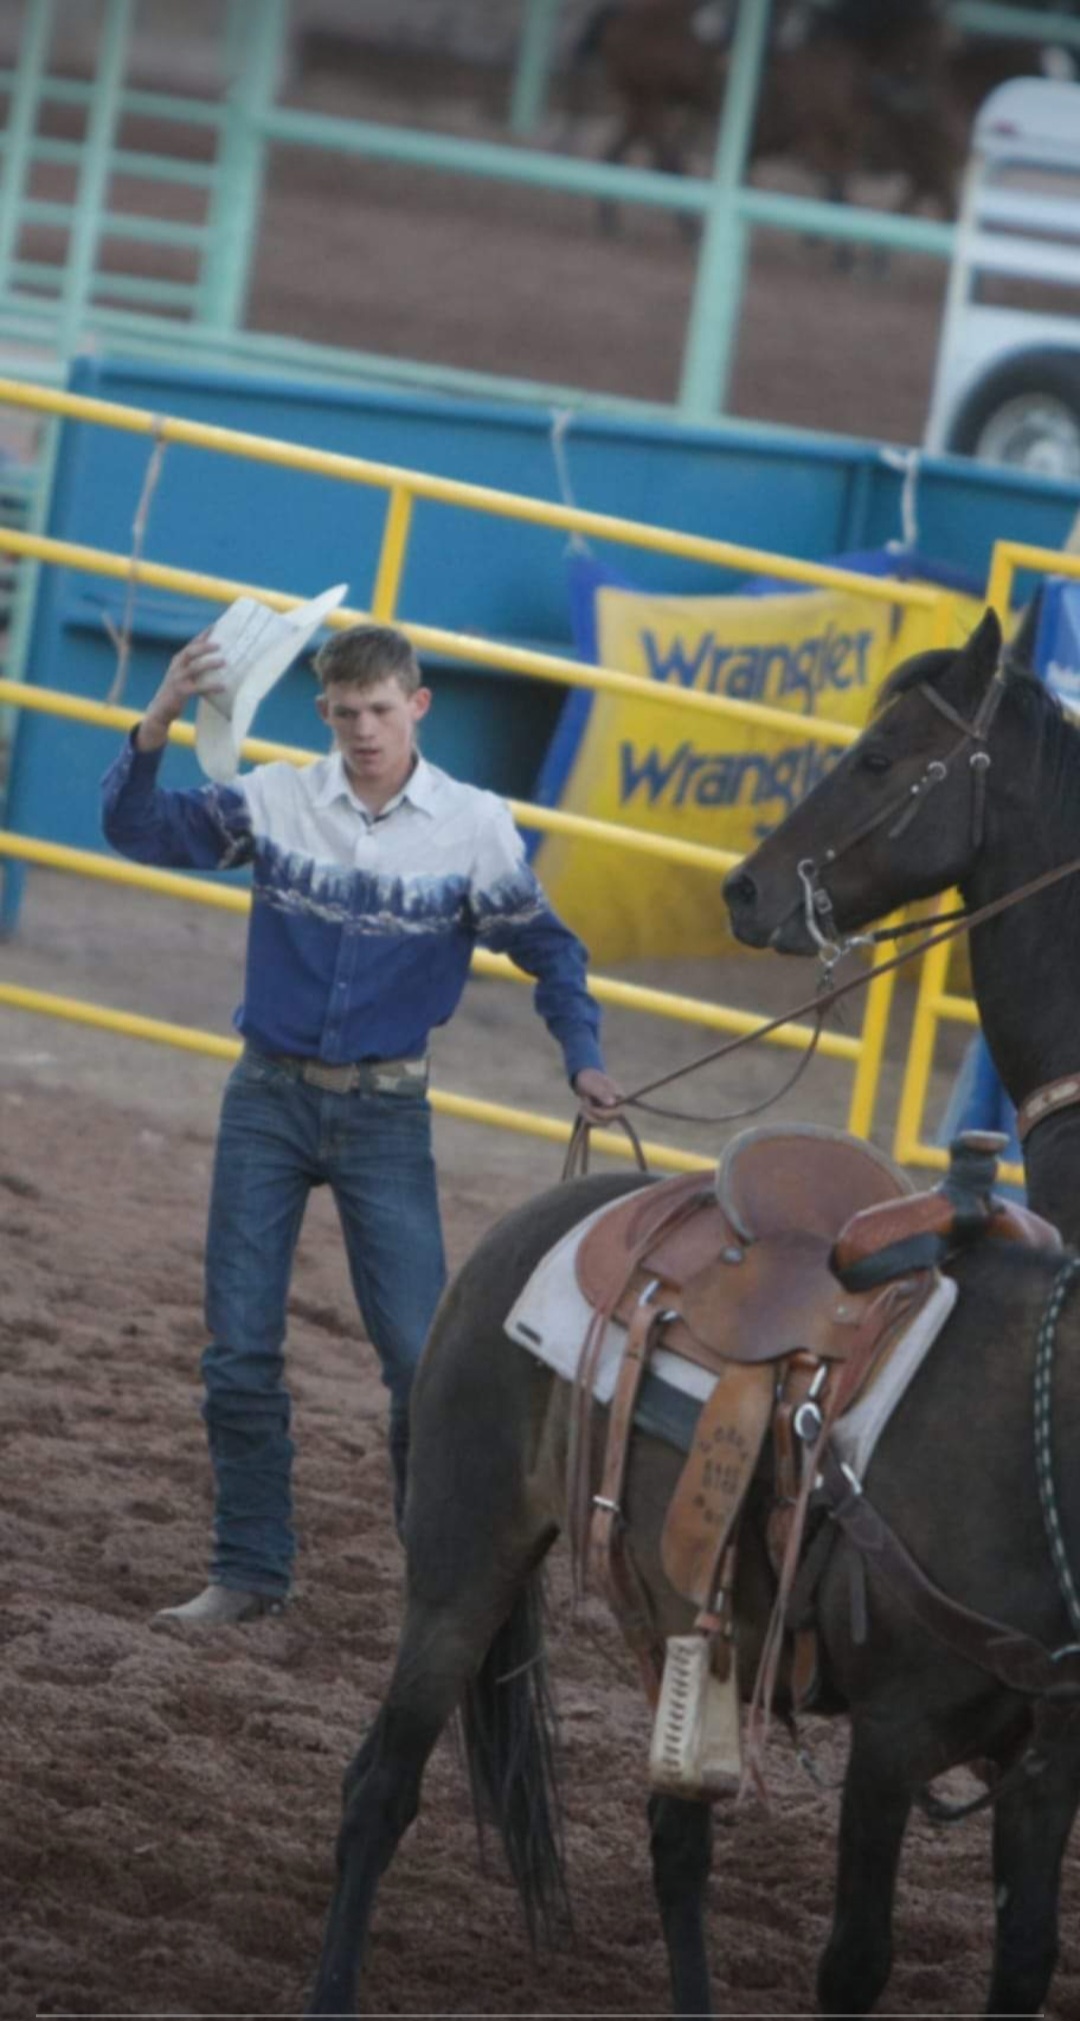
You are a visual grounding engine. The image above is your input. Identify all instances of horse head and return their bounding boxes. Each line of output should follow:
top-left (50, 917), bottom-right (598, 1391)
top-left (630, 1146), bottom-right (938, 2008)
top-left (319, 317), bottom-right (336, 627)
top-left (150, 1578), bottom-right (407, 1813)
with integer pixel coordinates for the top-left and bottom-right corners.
top-left (724, 607), bottom-right (1004, 954)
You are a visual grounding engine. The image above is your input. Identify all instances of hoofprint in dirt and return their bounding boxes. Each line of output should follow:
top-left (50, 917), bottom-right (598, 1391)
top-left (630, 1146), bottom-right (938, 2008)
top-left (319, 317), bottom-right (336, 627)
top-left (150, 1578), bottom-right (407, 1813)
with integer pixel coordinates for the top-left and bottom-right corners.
top-left (4, 867), bottom-right (1069, 2017)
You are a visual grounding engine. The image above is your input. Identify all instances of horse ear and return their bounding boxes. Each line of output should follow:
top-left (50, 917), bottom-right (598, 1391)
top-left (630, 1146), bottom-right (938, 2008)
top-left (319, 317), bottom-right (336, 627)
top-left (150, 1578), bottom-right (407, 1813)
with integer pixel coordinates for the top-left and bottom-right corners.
top-left (948, 607), bottom-right (1002, 707)
top-left (963, 608), bottom-right (1002, 684)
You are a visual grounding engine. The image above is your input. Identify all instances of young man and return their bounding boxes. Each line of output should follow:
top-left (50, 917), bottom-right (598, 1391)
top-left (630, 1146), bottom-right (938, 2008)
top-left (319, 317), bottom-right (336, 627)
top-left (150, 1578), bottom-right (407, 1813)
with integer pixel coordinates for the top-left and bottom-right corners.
top-left (102, 621), bottom-right (623, 1628)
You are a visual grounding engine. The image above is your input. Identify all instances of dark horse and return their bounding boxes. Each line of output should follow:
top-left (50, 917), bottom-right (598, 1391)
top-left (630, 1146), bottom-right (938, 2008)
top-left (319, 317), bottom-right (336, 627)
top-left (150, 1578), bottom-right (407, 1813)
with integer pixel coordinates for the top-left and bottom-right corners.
top-left (310, 609), bottom-right (1080, 2017)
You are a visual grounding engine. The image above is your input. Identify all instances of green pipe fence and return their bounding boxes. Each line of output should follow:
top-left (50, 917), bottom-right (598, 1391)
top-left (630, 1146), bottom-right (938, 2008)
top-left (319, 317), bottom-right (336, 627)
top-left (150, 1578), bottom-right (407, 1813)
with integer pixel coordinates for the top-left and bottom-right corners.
top-left (950, 2), bottom-right (1080, 44)
top-left (510, 0), bottom-right (563, 135)
top-left (680, 0), bottom-right (772, 420)
top-left (57, 0), bottom-right (134, 358)
top-left (198, 0), bottom-right (289, 331)
top-left (0, 0), bottom-right (1076, 438)
top-left (0, 0), bottom-right (52, 301)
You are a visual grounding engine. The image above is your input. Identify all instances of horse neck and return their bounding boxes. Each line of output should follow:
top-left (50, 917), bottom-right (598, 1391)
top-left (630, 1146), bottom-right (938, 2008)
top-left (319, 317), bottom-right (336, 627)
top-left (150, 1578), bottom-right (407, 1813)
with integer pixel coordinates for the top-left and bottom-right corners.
top-left (961, 702), bottom-right (1080, 1238)
top-left (1022, 1110), bottom-right (1080, 1246)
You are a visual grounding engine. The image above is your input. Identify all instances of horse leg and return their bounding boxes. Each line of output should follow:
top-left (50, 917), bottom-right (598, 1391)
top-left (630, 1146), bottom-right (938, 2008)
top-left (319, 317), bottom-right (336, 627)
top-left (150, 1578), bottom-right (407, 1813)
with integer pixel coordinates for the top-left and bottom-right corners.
top-left (816, 1716), bottom-right (914, 2016)
top-left (308, 1539), bottom-right (558, 2017)
top-left (985, 1738), bottom-right (1080, 2017)
top-left (648, 1792), bottom-right (714, 2016)
top-left (599, 117), bottom-right (635, 234)
top-left (308, 1685), bottom-right (440, 2018)
top-left (652, 128), bottom-right (698, 244)
top-left (310, 1385), bottom-right (560, 2019)
top-left (823, 173), bottom-right (857, 274)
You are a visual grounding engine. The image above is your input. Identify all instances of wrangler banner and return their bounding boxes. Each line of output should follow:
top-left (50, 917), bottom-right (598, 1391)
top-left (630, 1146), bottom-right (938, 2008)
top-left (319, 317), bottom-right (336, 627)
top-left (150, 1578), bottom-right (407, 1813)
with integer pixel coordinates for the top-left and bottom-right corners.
top-left (531, 558), bottom-right (975, 961)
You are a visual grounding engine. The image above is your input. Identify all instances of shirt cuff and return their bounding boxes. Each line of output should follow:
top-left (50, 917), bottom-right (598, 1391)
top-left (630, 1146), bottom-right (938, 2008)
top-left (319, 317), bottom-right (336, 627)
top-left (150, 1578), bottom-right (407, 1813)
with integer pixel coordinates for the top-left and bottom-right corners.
top-left (109, 725), bottom-right (166, 783)
top-left (563, 1030), bottom-right (605, 1084)
top-left (127, 726), bottom-right (166, 774)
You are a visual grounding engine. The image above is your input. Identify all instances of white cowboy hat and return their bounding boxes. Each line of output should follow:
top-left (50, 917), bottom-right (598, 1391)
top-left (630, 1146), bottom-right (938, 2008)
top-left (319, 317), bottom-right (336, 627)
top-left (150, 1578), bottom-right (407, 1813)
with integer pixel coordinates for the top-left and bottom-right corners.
top-left (195, 582), bottom-right (349, 784)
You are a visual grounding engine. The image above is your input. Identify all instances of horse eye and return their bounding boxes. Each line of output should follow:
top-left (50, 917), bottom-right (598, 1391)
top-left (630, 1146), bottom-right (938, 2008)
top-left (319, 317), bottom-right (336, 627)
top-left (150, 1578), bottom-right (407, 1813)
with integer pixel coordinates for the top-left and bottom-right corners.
top-left (859, 747), bottom-right (892, 775)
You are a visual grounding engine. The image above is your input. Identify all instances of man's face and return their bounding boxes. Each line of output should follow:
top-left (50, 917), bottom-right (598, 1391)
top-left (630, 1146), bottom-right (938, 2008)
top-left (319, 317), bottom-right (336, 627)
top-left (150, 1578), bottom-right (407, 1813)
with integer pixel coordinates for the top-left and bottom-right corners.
top-left (316, 674), bottom-right (431, 792)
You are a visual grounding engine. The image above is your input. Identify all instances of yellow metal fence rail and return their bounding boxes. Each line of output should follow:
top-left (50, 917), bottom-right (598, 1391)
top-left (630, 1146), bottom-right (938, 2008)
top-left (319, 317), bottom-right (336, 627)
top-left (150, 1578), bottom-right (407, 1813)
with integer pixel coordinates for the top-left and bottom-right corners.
top-left (0, 376), bottom-right (950, 629)
top-left (889, 539), bottom-right (1080, 1190)
top-left (0, 543), bottom-right (918, 1144)
top-left (0, 380), bottom-right (960, 1159)
top-left (0, 826), bottom-right (856, 1058)
top-left (0, 677), bottom-right (895, 1168)
top-left (0, 981), bottom-right (717, 1174)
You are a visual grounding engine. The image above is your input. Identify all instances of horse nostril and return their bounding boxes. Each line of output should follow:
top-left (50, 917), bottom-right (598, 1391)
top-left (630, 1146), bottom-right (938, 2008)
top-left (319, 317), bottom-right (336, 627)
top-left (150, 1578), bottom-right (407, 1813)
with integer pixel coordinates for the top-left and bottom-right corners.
top-left (725, 872), bottom-right (757, 910)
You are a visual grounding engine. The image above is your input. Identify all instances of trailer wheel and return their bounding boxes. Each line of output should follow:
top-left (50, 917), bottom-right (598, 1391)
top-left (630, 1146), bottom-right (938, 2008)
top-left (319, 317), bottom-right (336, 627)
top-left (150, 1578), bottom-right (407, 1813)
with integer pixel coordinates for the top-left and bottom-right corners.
top-left (946, 350), bottom-right (1080, 478)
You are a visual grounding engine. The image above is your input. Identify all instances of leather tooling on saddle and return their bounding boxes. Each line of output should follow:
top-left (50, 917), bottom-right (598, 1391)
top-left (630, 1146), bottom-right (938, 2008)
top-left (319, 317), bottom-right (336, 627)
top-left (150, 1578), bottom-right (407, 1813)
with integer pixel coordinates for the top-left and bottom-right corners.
top-left (507, 1125), bottom-right (1061, 1802)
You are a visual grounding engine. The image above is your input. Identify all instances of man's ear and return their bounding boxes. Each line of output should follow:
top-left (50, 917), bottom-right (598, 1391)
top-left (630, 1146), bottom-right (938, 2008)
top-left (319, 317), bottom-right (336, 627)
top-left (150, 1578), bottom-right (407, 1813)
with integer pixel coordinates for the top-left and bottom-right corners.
top-left (315, 691), bottom-right (329, 724)
top-left (410, 687), bottom-right (432, 725)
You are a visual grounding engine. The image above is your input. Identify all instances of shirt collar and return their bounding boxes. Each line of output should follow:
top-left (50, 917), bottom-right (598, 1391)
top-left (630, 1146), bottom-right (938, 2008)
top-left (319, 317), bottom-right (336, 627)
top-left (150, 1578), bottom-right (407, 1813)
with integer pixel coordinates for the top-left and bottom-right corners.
top-left (314, 748), bottom-right (437, 819)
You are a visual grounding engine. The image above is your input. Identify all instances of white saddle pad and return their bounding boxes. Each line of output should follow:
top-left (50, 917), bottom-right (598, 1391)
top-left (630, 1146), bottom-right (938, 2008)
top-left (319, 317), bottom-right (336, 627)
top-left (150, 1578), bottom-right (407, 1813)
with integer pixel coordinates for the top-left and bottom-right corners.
top-left (832, 1273), bottom-right (957, 1477)
top-left (505, 1201), bottom-right (959, 1473)
top-left (505, 1199), bottom-right (715, 1408)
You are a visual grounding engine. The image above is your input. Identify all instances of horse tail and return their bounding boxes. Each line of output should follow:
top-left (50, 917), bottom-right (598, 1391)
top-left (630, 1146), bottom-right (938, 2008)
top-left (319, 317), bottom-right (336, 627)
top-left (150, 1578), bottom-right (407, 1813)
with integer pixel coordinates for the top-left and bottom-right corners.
top-left (461, 1565), bottom-right (569, 1945)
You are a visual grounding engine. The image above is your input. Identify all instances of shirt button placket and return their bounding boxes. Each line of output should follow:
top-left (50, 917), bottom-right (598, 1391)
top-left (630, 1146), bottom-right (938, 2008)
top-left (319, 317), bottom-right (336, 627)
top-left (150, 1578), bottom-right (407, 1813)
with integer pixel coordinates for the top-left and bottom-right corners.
top-left (324, 922), bottom-right (360, 1058)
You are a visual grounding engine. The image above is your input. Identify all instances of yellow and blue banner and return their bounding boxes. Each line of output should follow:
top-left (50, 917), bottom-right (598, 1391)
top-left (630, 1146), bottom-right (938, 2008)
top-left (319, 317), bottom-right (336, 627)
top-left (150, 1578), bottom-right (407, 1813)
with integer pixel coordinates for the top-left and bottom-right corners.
top-left (531, 556), bottom-right (980, 960)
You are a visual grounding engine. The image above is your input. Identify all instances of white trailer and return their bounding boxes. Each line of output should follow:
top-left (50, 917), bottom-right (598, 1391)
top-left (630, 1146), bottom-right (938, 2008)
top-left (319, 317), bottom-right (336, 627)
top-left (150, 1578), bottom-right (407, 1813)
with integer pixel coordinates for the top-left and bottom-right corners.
top-left (924, 75), bottom-right (1080, 477)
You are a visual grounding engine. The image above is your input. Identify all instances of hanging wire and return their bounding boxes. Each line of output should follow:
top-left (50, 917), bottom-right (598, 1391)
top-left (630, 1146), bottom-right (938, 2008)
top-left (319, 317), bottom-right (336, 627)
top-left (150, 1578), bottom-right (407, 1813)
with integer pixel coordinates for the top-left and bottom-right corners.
top-left (880, 443), bottom-right (921, 555)
top-left (103, 416), bottom-right (168, 704)
top-left (548, 407), bottom-right (593, 558)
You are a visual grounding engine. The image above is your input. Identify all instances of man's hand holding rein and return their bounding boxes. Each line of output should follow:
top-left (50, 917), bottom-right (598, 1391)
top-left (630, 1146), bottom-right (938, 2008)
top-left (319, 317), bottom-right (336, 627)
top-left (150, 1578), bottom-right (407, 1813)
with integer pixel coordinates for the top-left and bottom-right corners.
top-left (573, 1066), bottom-right (626, 1124)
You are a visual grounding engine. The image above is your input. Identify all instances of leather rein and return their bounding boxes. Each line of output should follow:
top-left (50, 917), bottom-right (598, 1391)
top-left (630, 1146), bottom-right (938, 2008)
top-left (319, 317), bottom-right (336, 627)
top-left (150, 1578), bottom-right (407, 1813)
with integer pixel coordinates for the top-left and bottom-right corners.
top-left (618, 669), bottom-right (1080, 1137)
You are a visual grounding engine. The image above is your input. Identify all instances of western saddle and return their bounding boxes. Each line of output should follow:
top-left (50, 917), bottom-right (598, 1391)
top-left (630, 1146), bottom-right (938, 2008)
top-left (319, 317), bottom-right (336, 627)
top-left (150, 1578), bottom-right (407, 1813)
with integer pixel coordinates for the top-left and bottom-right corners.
top-left (569, 1123), bottom-right (1058, 1798)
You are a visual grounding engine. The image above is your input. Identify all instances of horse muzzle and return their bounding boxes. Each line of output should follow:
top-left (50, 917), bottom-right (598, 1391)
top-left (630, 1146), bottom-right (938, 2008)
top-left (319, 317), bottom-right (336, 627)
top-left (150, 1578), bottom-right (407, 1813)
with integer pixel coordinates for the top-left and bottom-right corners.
top-left (724, 869), bottom-right (814, 955)
top-left (767, 912), bottom-right (817, 955)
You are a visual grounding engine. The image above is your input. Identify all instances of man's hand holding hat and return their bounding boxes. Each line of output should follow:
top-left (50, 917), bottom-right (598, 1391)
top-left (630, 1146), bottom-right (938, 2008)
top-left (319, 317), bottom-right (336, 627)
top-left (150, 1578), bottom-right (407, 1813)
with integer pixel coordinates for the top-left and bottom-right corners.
top-left (136, 632), bottom-right (227, 754)
top-left (137, 586), bottom-right (349, 781)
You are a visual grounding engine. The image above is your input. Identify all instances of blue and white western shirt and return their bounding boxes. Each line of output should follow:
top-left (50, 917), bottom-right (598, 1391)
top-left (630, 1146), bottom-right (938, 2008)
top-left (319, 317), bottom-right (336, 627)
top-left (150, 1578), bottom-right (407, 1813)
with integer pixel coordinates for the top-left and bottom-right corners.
top-left (101, 738), bottom-right (604, 1080)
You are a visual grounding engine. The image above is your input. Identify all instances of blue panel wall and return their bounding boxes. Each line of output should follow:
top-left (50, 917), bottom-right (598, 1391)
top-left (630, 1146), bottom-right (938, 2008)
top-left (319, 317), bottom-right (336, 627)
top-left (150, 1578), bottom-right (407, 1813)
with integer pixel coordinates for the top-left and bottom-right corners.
top-left (856, 457), bottom-right (1080, 601)
top-left (4, 351), bottom-right (1080, 935)
top-left (38, 353), bottom-right (1080, 625)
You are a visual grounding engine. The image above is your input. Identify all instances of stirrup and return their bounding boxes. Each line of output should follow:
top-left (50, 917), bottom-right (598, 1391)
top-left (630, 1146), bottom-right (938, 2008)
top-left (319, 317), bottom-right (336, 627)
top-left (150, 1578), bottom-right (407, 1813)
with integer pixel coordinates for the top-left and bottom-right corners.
top-left (648, 1632), bottom-right (742, 1800)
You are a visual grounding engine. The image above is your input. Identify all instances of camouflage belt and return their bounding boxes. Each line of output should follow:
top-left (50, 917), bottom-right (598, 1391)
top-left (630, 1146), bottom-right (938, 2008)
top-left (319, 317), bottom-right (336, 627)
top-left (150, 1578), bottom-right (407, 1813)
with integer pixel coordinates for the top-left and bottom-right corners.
top-left (269, 1053), bottom-right (429, 1096)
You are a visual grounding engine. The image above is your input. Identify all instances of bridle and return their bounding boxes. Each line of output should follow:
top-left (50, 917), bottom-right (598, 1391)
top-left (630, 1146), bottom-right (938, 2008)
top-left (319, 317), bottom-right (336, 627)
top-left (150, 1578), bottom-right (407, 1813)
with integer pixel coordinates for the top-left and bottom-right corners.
top-left (609, 662), bottom-right (1080, 1142)
top-left (795, 668), bottom-right (1006, 971)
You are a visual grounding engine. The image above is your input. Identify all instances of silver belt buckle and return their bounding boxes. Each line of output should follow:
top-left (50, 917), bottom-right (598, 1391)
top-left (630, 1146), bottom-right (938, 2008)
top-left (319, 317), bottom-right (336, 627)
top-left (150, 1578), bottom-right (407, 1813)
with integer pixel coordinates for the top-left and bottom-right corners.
top-left (301, 1059), bottom-right (359, 1094)
top-left (298, 1056), bottom-right (428, 1095)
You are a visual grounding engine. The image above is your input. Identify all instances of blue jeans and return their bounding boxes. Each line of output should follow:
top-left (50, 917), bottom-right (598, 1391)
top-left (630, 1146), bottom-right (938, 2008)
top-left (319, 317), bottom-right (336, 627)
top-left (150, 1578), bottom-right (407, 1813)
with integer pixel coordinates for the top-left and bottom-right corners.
top-left (201, 1046), bottom-right (446, 1596)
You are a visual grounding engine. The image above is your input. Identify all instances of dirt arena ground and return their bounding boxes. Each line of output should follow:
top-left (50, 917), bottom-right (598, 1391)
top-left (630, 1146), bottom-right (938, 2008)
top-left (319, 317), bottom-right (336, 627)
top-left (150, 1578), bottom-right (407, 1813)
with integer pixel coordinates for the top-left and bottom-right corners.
top-left (4, 26), bottom-right (1077, 2020)
top-left (6, 868), bottom-right (1080, 2021)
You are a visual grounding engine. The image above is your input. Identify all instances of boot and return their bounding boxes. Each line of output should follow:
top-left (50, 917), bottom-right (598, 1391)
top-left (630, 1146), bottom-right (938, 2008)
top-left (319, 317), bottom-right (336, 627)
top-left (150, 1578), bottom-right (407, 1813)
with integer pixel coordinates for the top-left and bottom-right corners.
top-left (154, 1582), bottom-right (285, 1628)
